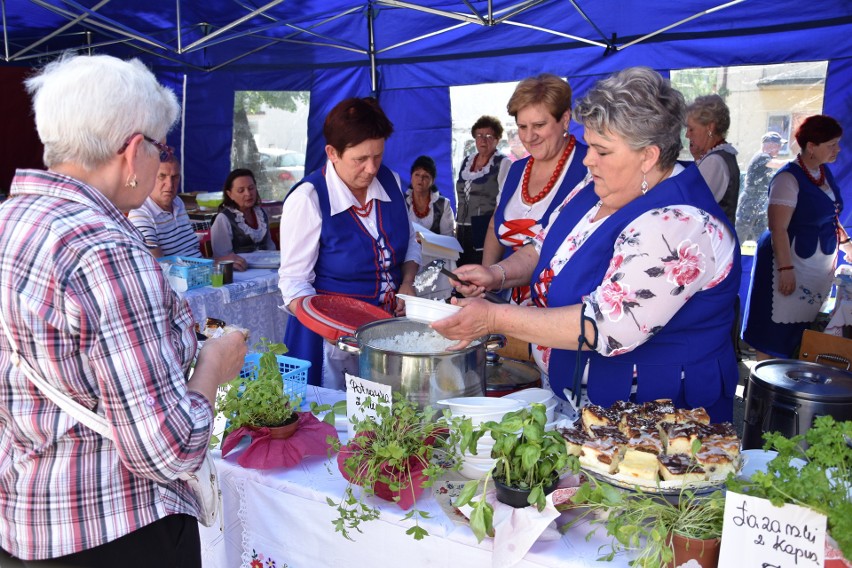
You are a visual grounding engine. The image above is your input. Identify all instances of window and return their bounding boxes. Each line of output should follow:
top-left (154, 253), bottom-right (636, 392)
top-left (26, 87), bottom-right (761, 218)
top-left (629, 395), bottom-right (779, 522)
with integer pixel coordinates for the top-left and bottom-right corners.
top-left (232, 91), bottom-right (310, 201)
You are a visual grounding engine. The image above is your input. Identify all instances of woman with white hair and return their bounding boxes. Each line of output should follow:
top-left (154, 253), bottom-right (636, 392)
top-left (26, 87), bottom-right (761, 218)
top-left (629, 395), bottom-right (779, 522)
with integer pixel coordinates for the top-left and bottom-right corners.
top-left (0, 54), bottom-right (247, 566)
top-left (434, 67), bottom-right (741, 423)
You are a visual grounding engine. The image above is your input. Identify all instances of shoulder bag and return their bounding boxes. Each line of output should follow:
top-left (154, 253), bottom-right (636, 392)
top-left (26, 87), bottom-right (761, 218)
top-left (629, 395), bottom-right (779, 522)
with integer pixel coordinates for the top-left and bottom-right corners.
top-left (0, 315), bottom-right (221, 528)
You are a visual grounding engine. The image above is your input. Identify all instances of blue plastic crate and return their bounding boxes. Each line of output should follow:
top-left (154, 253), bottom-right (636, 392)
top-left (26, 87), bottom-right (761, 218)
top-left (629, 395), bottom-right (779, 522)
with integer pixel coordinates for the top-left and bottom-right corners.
top-left (238, 353), bottom-right (310, 403)
top-left (159, 256), bottom-right (214, 290)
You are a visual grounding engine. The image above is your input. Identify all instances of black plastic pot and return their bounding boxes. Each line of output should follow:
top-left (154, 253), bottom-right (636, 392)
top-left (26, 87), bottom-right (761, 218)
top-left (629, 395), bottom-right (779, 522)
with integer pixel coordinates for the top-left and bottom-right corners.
top-left (493, 476), bottom-right (559, 508)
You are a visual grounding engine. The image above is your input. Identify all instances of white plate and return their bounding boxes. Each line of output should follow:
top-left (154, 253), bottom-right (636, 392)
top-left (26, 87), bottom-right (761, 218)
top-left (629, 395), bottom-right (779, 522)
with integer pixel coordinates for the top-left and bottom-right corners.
top-left (240, 250), bottom-right (281, 269)
top-left (738, 449), bottom-right (806, 480)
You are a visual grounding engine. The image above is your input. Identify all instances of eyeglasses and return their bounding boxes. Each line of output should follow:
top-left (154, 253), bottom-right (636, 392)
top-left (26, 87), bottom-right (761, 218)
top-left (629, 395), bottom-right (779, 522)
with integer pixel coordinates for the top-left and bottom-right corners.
top-left (117, 133), bottom-right (174, 163)
top-left (474, 133), bottom-right (496, 141)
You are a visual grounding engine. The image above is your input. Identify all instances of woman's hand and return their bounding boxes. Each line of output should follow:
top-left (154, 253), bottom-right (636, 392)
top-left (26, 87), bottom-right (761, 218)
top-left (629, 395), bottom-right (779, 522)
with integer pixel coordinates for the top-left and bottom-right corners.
top-left (431, 297), bottom-right (492, 350)
top-left (778, 269), bottom-right (797, 296)
top-left (215, 253), bottom-right (247, 271)
top-left (189, 330), bottom-right (248, 404)
top-left (394, 282), bottom-right (417, 316)
top-left (449, 264), bottom-right (499, 298)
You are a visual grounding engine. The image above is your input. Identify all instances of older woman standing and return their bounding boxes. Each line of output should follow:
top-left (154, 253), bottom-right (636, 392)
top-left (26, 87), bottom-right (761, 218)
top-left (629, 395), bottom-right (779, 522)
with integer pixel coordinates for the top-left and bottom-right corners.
top-left (456, 115), bottom-right (511, 265)
top-left (278, 97), bottom-right (420, 389)
top-left (209, 168), bottom-right (276, 271)
top-left (482, 74), bottom-right (589, 304)
top-left (434, 67), bottom-right (740, 422)
top-left (742, 115), bottom-right (845, 359)
top-left (685, 94), bottom-right (740, 226)
top-left (0, 54), bottom-right (247, 566)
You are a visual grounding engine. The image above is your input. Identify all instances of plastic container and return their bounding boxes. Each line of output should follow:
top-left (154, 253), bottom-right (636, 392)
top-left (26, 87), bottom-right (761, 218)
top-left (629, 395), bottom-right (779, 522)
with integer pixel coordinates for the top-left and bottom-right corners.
top-left (396, 293), bottom-right (460, 324)
top-left (159, 256), bottom-right (214, 291)
top-left (238, 353), bottom-right (310, 402)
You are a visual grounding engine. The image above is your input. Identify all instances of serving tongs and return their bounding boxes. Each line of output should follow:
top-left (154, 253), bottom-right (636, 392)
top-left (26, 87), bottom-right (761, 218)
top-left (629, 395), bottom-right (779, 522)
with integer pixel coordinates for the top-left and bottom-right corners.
top-left (440, 267), bottom-right (509, 304)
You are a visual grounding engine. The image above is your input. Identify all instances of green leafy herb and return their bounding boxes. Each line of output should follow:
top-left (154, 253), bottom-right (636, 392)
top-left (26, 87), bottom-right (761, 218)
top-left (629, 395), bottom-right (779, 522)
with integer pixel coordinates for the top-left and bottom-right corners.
top-left (327, 393), bottom-right (464, 541)
top-left (726, 415), bottom-right (852, 559)
top-left (452, 404), bottom-right (578, 542)
top-left (215, 339), bottom-right (300, 438)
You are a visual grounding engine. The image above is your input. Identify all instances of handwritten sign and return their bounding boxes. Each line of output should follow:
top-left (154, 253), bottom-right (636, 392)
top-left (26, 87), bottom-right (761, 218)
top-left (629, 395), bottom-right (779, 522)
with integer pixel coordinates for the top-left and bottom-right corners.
top-left (344, 373), bottom-right (392, 438)
top-left (719, 491), bottom-right (826, 568)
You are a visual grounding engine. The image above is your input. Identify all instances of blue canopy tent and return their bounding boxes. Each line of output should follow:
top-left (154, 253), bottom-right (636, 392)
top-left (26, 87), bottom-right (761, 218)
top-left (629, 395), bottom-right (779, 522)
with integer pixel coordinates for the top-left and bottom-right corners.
top-left (2, 1), bottom-right (851, 220)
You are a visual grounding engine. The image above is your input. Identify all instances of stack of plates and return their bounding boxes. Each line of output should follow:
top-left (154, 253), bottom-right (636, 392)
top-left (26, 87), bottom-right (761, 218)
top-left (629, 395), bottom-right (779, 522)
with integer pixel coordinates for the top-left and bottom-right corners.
top-left (504, 387), bottom-right (559, 427)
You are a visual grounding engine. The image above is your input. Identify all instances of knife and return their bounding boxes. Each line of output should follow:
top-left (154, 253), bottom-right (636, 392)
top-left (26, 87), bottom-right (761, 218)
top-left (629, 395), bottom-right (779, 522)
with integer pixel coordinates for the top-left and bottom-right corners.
top-left (440, 267), bottom-right (509, 304)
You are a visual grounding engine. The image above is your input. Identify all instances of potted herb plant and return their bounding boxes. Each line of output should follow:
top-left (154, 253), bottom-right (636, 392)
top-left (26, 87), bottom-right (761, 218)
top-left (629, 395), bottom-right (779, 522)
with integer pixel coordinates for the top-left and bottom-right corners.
top-left (453, 403), bottom-right (578, 542)
top-left (328, 393), bottom-right (463, 541)
top-left (726, 415), bottom-right (851, 563)
top-left (216, 340), bottom-right (301, 441)
top-left (564, 474), bottom-right (726, 568)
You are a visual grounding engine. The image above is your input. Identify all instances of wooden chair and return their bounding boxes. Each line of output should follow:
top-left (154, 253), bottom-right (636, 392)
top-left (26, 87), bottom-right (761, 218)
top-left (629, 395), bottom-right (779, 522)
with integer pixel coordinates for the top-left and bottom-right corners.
top-left (798, 329), bottom-right (852, 370)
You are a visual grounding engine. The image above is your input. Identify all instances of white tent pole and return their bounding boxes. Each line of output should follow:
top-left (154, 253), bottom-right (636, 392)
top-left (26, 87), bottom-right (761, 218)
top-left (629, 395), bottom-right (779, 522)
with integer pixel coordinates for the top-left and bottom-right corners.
top-left (10, 0), bottom-right (110, 61)
top-left (2, 0), bottom-right (8, 61)
top-left (620, 0), bottom-right (745, 50)
top-left (180, 0), bottom-right (285, 53)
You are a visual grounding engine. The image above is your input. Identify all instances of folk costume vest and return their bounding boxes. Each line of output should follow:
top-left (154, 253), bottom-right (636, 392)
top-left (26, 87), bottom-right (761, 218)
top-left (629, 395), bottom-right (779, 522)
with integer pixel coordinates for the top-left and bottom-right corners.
top-left (775, 161), bottom-right (841, 259)
top-left (283, 165), bottom-right (410, 386)
top-left (715, 149), bottom-right (741, 228)
top-left (531, 165), bottom-right (741, 422)
top-left (218, 207), bottom-right (270, 253)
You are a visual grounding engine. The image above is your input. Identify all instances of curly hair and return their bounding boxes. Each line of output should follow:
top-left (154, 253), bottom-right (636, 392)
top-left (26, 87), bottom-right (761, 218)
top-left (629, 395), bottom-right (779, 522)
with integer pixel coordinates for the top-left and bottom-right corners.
top-left (686, 94), bottom-right (731, 138)
top-left (573, 67), bottom-right (686, 170)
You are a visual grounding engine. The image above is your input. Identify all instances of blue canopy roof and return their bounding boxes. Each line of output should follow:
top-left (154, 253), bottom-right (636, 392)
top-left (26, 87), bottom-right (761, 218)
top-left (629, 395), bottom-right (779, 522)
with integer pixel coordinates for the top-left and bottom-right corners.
top-left (3, 1), bottom-right (851, 219)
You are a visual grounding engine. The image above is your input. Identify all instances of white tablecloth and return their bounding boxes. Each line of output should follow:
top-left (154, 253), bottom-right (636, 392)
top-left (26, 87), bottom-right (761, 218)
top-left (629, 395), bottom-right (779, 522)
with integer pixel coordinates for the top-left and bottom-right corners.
top-left (200, 386), bottom-right (628, 568)
top-left (179, 269), bottom-right (288, 344)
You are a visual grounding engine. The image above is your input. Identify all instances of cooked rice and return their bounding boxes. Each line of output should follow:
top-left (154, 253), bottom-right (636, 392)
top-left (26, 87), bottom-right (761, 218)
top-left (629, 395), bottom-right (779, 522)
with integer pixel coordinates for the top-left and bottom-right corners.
top-left (367, 330), bottom-right (463, 353)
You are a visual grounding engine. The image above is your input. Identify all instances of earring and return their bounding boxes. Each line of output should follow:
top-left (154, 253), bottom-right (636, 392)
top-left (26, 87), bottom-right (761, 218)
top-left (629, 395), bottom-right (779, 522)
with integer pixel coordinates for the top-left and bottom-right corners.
top-left (641, 172), bottom-right (649, 195)
top-left (563, 130), bottom-right (569, 139)
top-left (125, 174), bottom-right (138, 188)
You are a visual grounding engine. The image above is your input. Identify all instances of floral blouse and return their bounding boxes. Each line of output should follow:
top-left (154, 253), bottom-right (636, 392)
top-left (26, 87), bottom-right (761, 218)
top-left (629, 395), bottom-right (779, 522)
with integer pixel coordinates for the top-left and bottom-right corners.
top-left (532, 176), bottom-right (737, 368)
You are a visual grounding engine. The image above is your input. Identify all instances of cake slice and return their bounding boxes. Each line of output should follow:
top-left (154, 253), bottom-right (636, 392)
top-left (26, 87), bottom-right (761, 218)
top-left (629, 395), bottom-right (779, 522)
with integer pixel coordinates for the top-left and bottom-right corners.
top-left (658, 453), bottom-right (706, 483)
top-left (558, 426), bottom-right (589, 457)
top-left (659, 421), bottom-right (701, 455)
top-left (640, 399), bottom-right (677, 423)
top-left (695, 446), bottom-right (738, 481)
top-left (579, 437), bottom-right (624, 474)
top-left (581, 404), bottom-right (619, 434)
top-left (618, 448), bottom-right (660, 483)
top-left (674, 407), bottom-right (711, 425)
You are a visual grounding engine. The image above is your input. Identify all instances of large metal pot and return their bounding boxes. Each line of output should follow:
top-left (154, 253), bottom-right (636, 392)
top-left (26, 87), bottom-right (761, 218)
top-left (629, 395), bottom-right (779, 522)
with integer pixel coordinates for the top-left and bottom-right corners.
top-left (742, 359), bottom-right (852, 450)
top-left (337, 318), bottom-right (503, 409)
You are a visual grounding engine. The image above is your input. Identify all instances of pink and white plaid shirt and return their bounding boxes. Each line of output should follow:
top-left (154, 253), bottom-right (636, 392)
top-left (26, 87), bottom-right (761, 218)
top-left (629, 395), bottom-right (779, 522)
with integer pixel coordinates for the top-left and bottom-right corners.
top-left (0, 170), bottom-right (211, 560)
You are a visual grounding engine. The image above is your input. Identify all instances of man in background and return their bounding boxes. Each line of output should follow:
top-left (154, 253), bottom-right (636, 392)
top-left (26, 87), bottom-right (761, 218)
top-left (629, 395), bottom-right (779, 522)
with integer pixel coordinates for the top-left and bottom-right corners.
top-left (129, 156), bottom-right (202, 258)
top-left (735, 131), bottom-right (786, 243)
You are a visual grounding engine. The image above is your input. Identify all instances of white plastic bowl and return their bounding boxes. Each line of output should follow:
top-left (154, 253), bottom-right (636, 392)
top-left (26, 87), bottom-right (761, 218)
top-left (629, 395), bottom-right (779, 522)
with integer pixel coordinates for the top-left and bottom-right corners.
top-left (459, 458), bottom-right (496, 480)
top-left (503, 388), bottom-right (558, 422)
top-left (437, 396), bottom-right (523, 414)
top-left (397, 293), bottom-right (460, 324)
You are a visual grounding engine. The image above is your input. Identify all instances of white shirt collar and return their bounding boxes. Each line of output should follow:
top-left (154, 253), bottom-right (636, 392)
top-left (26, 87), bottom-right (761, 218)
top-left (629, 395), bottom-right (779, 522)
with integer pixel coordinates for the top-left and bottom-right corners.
top-left (325, 159), bottom-right (391, 216)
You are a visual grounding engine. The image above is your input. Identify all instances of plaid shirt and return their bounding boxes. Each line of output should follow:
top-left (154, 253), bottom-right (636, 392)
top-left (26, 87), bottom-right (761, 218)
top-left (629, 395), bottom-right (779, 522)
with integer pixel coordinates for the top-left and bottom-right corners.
top-left (0, 170), bottom-right (211, 560)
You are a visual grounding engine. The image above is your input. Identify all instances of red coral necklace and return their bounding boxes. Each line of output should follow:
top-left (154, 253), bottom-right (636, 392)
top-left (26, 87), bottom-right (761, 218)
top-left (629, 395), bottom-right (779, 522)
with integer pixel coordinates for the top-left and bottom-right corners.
top-left (352, 199), bottom-right (374, 217)
top-left (797, 154), bottom-right (826, 187)
top-left (521, 135), bottom-right (575, 205)
top-left (412, 196), bottom-right (430, 218)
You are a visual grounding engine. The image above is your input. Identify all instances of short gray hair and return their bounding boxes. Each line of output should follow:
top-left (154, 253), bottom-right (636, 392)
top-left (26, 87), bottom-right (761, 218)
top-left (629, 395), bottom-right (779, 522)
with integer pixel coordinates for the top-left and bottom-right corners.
top-left (686, 94), bottom-right (730, 138)
top-left (573, 67), bottom-right (685, 170)
top-left (25, 53), bottom-right (180, 170)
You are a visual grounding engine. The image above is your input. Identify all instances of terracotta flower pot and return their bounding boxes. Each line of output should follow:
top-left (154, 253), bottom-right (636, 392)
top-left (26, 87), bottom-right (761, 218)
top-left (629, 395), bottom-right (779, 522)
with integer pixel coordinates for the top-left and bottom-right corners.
top-left (250, 413), bottom-right (299, 440)
top-left (665, 532), bottom-right (721, 568)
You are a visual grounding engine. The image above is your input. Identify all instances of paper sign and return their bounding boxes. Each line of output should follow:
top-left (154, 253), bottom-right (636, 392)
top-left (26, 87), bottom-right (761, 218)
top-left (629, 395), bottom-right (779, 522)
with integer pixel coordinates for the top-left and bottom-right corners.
top-left (344, 373), bottom-right (392, 438)
top-left (719, 491), bottom-right (826, 568)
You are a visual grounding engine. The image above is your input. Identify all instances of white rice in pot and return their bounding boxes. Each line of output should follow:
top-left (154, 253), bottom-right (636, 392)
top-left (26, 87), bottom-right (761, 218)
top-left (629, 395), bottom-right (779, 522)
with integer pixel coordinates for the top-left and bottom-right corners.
top-left (366, 330), bottom-right (476, 353)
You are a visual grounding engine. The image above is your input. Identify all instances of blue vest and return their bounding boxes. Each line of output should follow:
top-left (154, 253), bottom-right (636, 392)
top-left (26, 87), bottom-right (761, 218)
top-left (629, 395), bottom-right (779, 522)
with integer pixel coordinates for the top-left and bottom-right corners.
top-left (283, 165), bottom-right (410, 386)
top-left (774, 162), bottom-right (841, 259)
top-left (532, 165), bottom-right (741, 421)
top-left (493, 141), bottom-right (588, 259)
